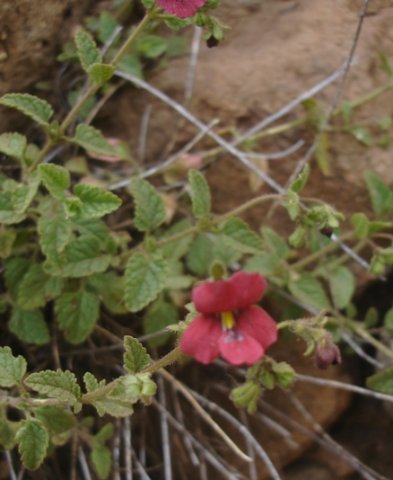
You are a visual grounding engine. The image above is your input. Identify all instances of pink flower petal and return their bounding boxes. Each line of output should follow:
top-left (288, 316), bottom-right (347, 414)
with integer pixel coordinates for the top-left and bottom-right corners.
top-left (156, 0), bottom-right (206, 18)
top-left (218, 330), bottom-right (263, 365)
top-left (192, 272), bottom-right (266, 314)
top-left (179, 314), bottom-right (221, 364)
top-left (237, 306), bottom-right (277, 350)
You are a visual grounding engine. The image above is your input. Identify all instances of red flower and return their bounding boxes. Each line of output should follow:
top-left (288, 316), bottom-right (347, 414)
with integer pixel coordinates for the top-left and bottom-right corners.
top-left (180, 272), bottom-right (278, 365)
top-left (156, 0), bottom-right (207, 18)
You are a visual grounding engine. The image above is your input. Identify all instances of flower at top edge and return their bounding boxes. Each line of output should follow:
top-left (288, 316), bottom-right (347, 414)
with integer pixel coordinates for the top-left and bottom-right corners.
top-left (156, 0), bottom-right (207, 18)
top-left (179, 272), bottom-right (278, 366)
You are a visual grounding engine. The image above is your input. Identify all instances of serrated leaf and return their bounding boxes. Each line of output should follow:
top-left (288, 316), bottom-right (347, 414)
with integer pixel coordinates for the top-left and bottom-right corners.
top-left (34, 406), bottom-right (76, 435)
top-left (0, 418), bottom-right (18, 449)
top-left (188, 169), bottom-right (211, 220)
top-left (38, 213), bottom-right (72, 259)
top-left (144, 299), bottom-right (177, 347)
top-left (0, 93), bottom-right (53, 127)
top-left (73, 184), bottom-right (122, 219)
top-left (261, 227), bottom-right (289, 259)
top-left (16, 419), bottom-right (49, 471)
top-left (244, 254), bottom-right (281, 276)
top-left (186, 234), bottom-right (216, 276)
top-left (130, 177), bottom-right (166, 232)
top-left (0, 346), bottom-right (27, 387)
top-left (9, 309), bottom-right (50, 345)
top-left (137, 35), bottom-right (168, 59)
top-left (124, 252), bottom-right (167, 312)
top-left (367, 366), bottom-right (393, 394)
top-left (288, 273), bottom-right (331, 310)
top-left (72, 124), bottom-right (116, 157)
top-left (25, 370), bottom-right (81, 405)
top-left (328, 266), bottom-right (355, 309)
top-left (39, 164), bottom-right (70, 200)
top-left (220, 217), bottom-right (263, 254)
top-left (55, 290), bottom-right (100, 344)
top-left (74, 29), bottom-right (102, 71)
top-left (91, 444), bottom-right (112, 480)
top-left (289, 164), bottom-right (310, 193)
top-left (283, 190), bottom-right (300, 220)
top-left (83, 372), bottom-right (106, 392)
top-left (0, 132), bottom-right (27, 160)
top-left (159, 219), bottom-right (193, 260)
top-left (123, 336), bottom-right (150, 374)
top-left (17, 264), bottom-right (49, 309)
top-left (88, 63), bottom-right (114, 85)
top-left (364, 171), bottom-right (393, 217)
top-left (88, 272), bottom-right (126, 314)
top-left (45, 235), bottom-right (111, 278)
top-left (4, 257), bottom-right (31, 300)
top-left (0, 228), bottom-right (16, 258)
top-left (351, 212), bottom-right (369, 239)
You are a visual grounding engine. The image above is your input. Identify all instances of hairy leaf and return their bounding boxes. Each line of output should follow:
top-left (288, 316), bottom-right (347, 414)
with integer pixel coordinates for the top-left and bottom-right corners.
top-left (39, 164), bottom-right (70, 200)
top-left (73, 183), bottom-right (122, 219)
top-left (0, 346), bottom-right (27, 387)
top-left (130, 177), bottom-right (166, 232)
top-left (16, 419), bottom-right (49, 470)
top-left (25, 370), bottom-right (81, 405)
top-left (288, 273), bottom-right (331, 310)
top-left (17, 264), bottom-right (49, 309)
top-left (74, 29), bottom-right (102, 71)
top-left (91, 444), bottom-right (112, 480)
top-left (0, 93), bottom-right (53, 126)
top-left (0, 132), bottom-right (27, 160)
top-left (328, 266), bottom-right (355, 309)
top-left (188, 169), bottom-right (211, 220)
top-left (72, 124), bottom-right (116, 157)
top-left (367, 366), bottom-right (393, 394)
top-left (88, 63), bottom-right (114, 85)
top-left (220, 217), bottom-right (263, 254)
top-left (38, 213), bottom-right (73, 260)
top-left (9, 309), bottom-right (50, 345)
top-left (123, 336), bottom-right (151, 374)
top-left (34, 406), bottom-right (76, 435)
top-left (124, 252), bottom-right (167, 312)
top-left (55, 290), bottom-right (100, 344)
top-left (364, 171), bottom-right (393, 217)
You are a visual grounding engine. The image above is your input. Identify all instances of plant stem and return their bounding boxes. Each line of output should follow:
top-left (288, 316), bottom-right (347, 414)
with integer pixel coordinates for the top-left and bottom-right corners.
top-left (142, 347), bottom-right (185, 374)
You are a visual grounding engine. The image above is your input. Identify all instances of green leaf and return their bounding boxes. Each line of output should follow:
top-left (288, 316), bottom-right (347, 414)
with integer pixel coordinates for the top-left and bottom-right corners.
top-left (219, 217), bottom-right (263, 254)
top-left (0, 228), bottom-right (16, 258)
top-left (88, 63), bottom-right (114, 85)
top-left (283, 190), bottom-right (300, 220)
top-left (0, 417), bottom-right (18, 449)
top-left (0, 132), bottom-right (27, 160)
top-left (45, 236), bottom-right (111, 278)
top-left (159, 219), bottom-right (193, 260)
top-left (38, 213), bottom-right (72, 260)
top-left (0, 346), bottom-right (26, 387)
top-left (0, 93), bottom-right (53, 127)
top-left (34, 406), bottom-right (76, 435)
top-left (186, 234), bottom-right (215, 276)
top-left (384, 308), bottom-right (393, 335)
top-left (72, 124), bottom-right (116, 157)
top-left (88, 272), bottom-right (126, 314)
top-left (55, 290), bottom-right (100, 344)
top-left (364, 171), bottom-right (393, 217)
top-left (244, 254), bottom-right (281, 276)
top-left (9, 309), bottom-right (50, 345)
top-left (123, 336), bottom-right (151, 374)
top-left (124, 252), bottom-right (168, 312)
top-left (288, 273), bottom-right (331, 310)
top-left (289, 164), bottom-right (310, 193)
top-left (39, 164), bottom-right (70, 200)
top-left (16, 419), bottom-right (49, 471)
top-left (25, 370), bottom-right (81, 405)
top-left (91, 444), bottom-right (112, 480)
top-left (144, 299), bottom-right (178, 347)
top-left (137, 35), bottom-right (167, 58)
top-left (188, 169), bottom-right (211, 220)
top-left (315, 132), bottom-right (331, 175)
top-left (351, 212), bottom-right (369, 239)
top-left (74, 29), bottom-right (102, 71)
top-left (17, 264), bottom-right (49, 309)
top-left (328, 266), bottom-right (355, 309)
top-left (130, 177), bottom-right (166, 232)
top-left (4, 257), bottom-right (31, 300)
top-left (261, 227), bottom-right (289, 259)
top-left (350, 126), bottom-right (373, 146)
top-left (367, 366), bottom-right (393, 394)
top-left (73, 184), bottom-right (122, 219)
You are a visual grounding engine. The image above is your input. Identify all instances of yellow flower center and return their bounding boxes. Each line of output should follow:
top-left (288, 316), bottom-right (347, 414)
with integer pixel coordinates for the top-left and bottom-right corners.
top-left (221, 311), bottom-right (236, 330)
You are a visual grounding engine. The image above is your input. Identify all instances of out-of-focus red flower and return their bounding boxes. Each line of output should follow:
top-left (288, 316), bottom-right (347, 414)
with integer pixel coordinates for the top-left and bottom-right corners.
top-left (180, 272), bottom-right (278, 365)
top-left (156, 0), bottom-right (207, 18)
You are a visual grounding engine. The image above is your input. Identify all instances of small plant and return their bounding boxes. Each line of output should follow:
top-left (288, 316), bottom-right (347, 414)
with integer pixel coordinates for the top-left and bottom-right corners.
top-left (1, 0), bottom-right (393, 477)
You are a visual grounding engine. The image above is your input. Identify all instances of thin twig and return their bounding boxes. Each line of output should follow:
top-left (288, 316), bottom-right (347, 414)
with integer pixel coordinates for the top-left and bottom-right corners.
top-left (113, 419), bottom-right (121, 480)
top-left (78, 447), bottom-right (93, 480)
top-left (132, 450), bottom-right (152, 480)
top-left (123, 417), bottom-right (133, 480)
top-left (137, 104), bottom-right (153, 162)
top-left (185, 26), bottom-right (203, 103)
top-left (4, 450), bottom-right (17, 480)
top-left (157, 375), bottom-right (173, 480)
top-left (341, 330), bottom-right (384, 368)
top-left (159, 369), bottom-right (252, 463)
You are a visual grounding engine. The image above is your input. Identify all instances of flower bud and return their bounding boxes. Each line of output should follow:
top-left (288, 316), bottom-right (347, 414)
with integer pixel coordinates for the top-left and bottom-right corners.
top-left (315, 335), bottom-right (342, 369)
